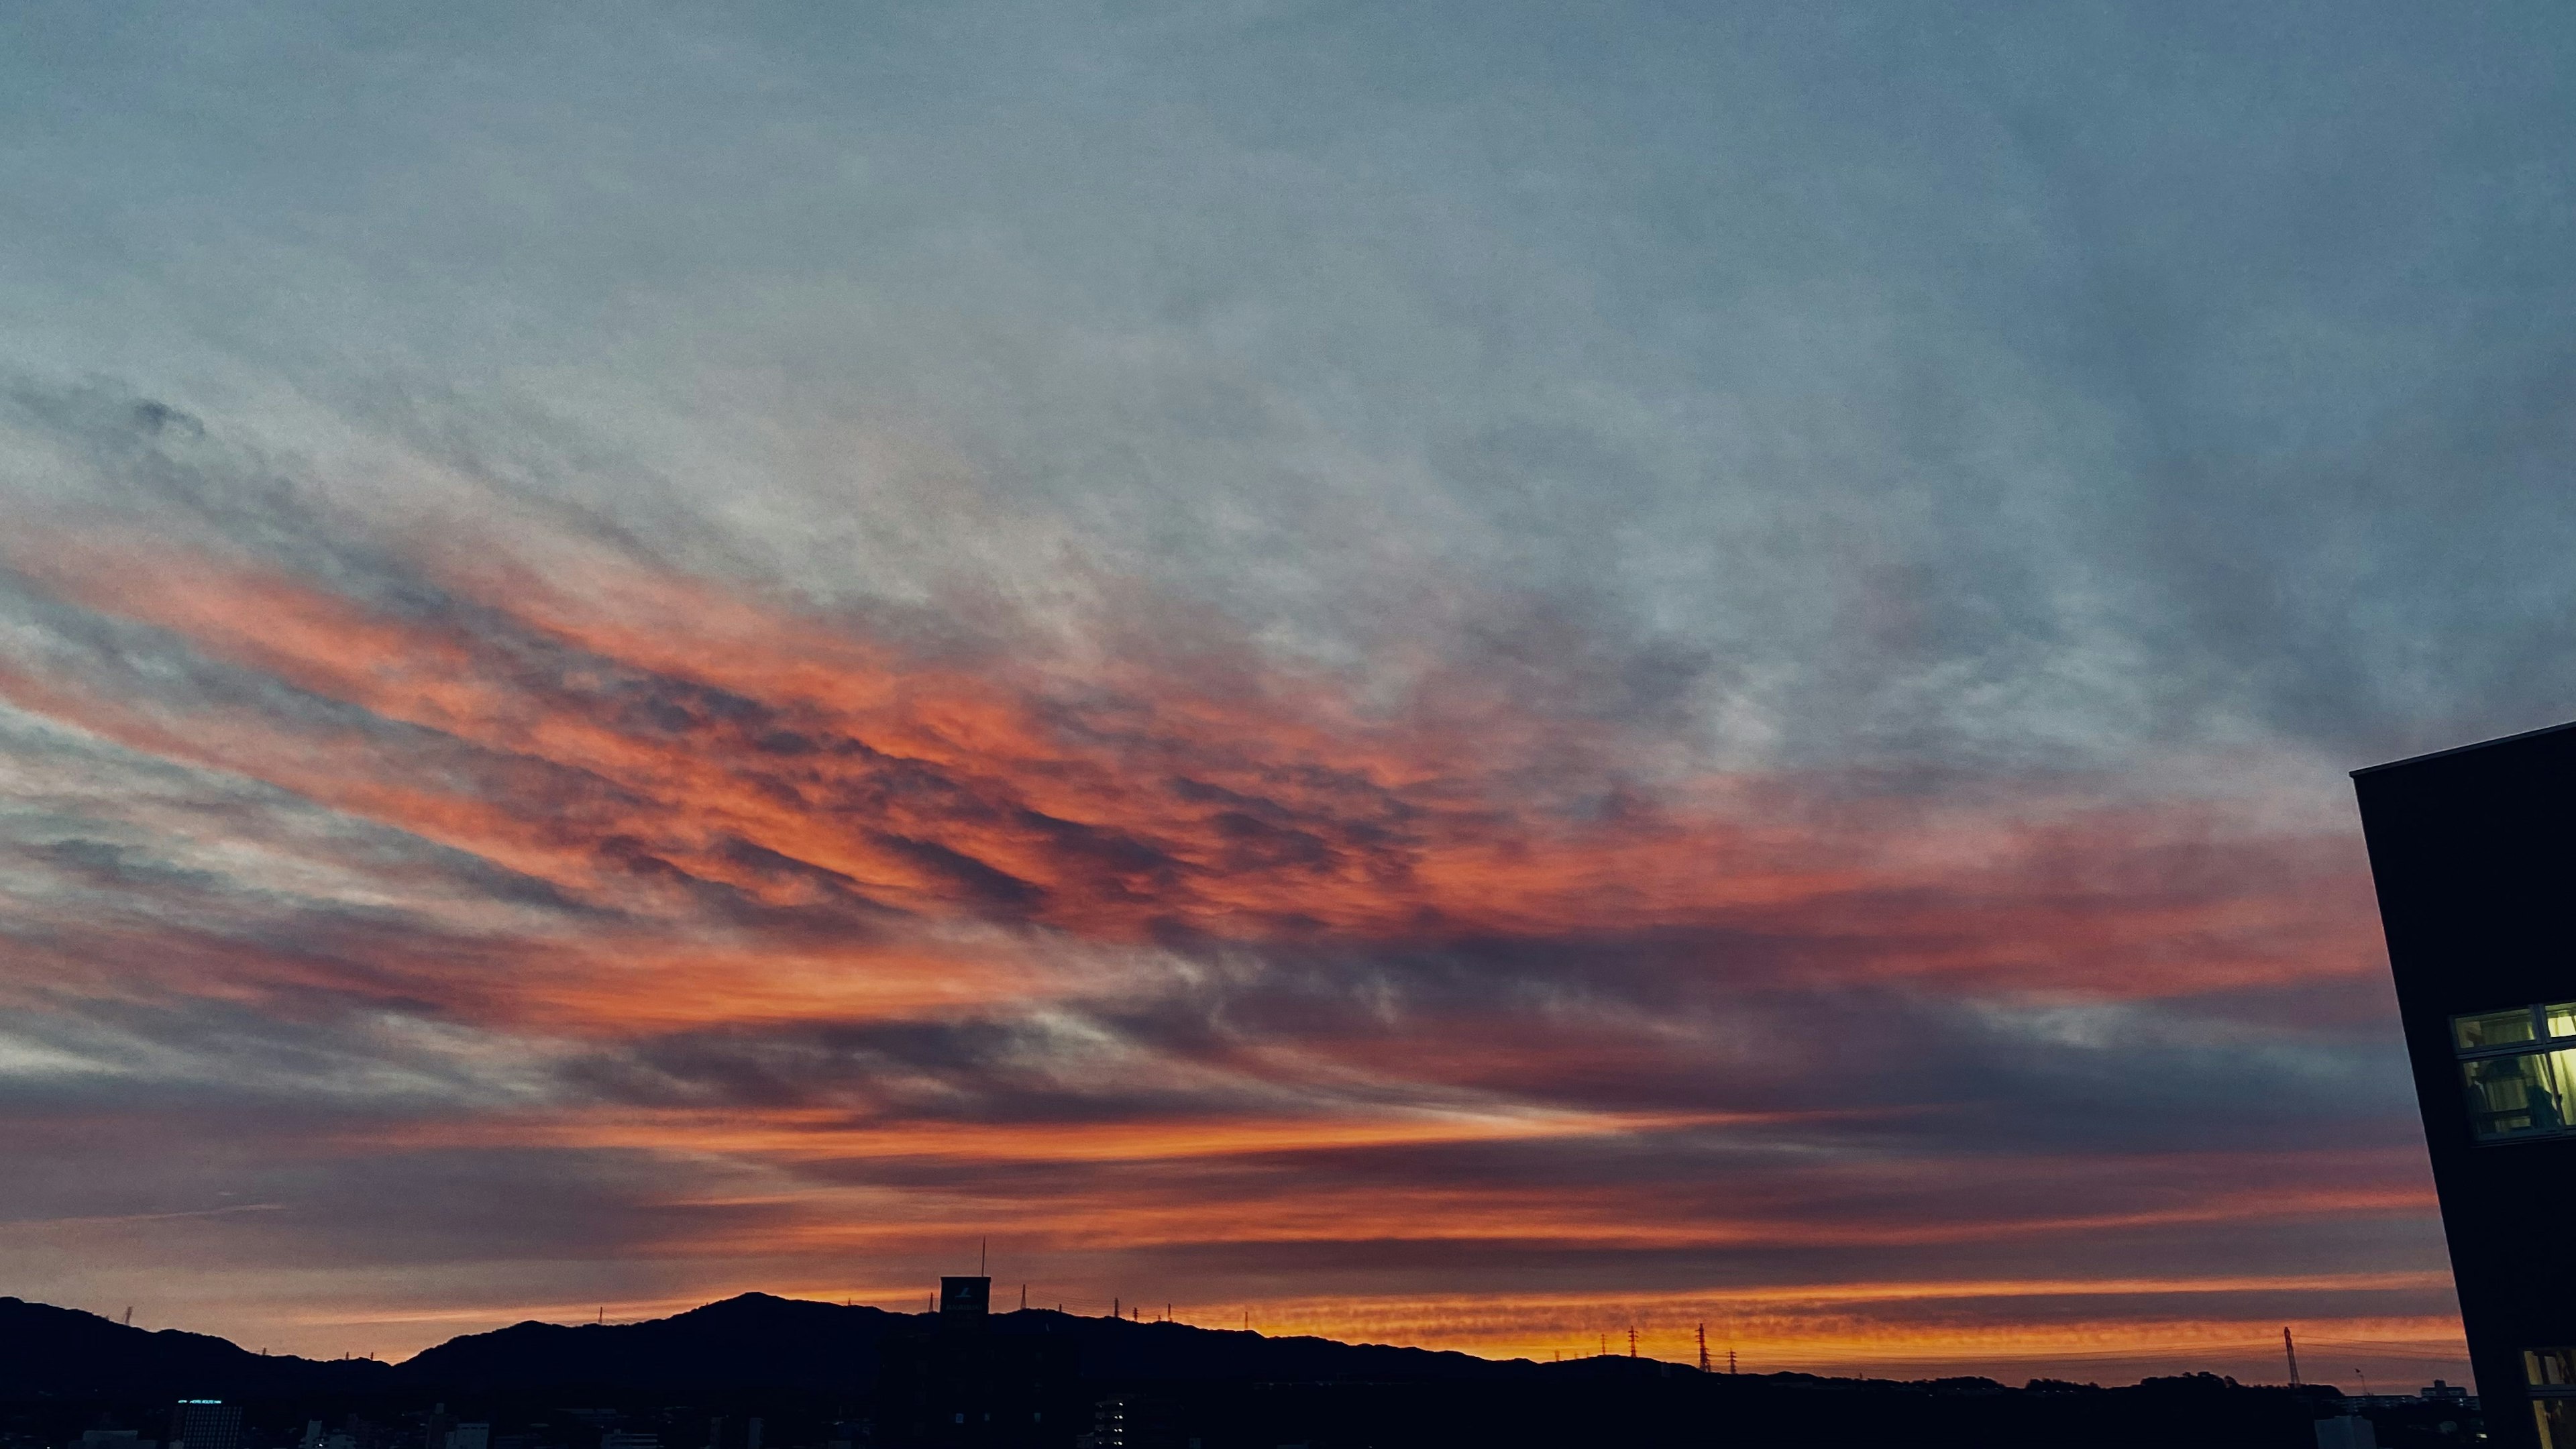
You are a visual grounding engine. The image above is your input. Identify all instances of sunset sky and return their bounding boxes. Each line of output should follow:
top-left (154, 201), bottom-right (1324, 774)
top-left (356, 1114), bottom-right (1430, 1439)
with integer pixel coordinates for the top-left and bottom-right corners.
top-left (5, 1), bottom-right (2575, 1388)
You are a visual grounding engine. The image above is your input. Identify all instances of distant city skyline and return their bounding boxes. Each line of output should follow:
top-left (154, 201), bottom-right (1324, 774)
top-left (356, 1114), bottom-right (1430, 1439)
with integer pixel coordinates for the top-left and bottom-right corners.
top-left (5, 0), bottom-right (2574, 1389)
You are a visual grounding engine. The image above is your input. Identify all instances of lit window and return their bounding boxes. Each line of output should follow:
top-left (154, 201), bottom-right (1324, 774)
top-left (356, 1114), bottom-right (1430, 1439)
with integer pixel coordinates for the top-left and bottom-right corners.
top-left (2459, 1008), bottom-right (2544, 1049)
top-left (2453, 1005), bottom-right (2576, 1142)
top-left (2532, 1348), bottom-right (2576, 1449)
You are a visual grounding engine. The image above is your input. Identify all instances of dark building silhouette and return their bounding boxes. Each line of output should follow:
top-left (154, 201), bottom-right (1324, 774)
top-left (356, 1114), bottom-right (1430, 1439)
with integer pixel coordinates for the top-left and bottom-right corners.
top-left (1083, 1395), bottom-right (1193, 1449)
top-left (2355, 722), bottom-right (2576, 1449)
top-left (167, 1401), bottom-right (242, 1449)
top-left (876, 1277), bottom-right (1080, 1448)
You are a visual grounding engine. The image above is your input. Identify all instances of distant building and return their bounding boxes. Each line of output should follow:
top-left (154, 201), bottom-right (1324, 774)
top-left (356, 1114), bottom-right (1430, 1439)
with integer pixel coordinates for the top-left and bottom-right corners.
top-left (943, 1277), bottom-right (990, 1316)
top-left (2355, 722), bottom-right (2576, 1449)
top-left (2316, 1415), bottom-right (2377, 1449)
top-left (168, 1402), bottom-right (241, 1449)
top-left (876, 1275), bottom-right (1081, 1447)
top-left (305, 1418), bottom-right (364, 1449)
top-left (78, 1430), bottom-right (150, 1449)
top-left (447, 1424), bottom-right (490, 1449)
top-left (1084, 1397), bottom-right (1197, 1449)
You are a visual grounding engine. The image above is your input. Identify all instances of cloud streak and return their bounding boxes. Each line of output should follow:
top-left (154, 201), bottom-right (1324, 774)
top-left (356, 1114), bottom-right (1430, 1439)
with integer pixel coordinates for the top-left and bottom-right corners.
top-left (0, 390), bottom-right (2435, 1379)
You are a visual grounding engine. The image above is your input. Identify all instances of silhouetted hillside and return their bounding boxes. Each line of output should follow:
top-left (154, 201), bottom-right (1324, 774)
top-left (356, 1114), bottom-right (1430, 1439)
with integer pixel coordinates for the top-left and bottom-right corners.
top-left (0, 1298), bottom-right (390, 1399)
top-left (397, 1295), bottom-right (1532, 1392)
top-left (989, 1307), bottom-right (1523, 1384)
top-left (0, 1293), bottom-right (1537, 1400)
top-left (0, 1293), bottom-right (2375, 1448)
top-left (396, 1294), bottom-right (904, 1392)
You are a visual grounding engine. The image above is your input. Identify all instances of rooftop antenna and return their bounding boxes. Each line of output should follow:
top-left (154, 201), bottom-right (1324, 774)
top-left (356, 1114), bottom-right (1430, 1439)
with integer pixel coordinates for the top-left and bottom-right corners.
top-left (1020, 1283), bottom-right (1026, 1311)
top-left (1698, 1322), bottom-right (1709, 1373)
top-left (979, 1238), bottom-right (987, 1276)
top-left (123, 1307), bottom-right (133, 1327)
top-left (1628, 1325), bottom-right (1638, 1358)
top-left (2284, 1326), bottom-right (2302, 1387)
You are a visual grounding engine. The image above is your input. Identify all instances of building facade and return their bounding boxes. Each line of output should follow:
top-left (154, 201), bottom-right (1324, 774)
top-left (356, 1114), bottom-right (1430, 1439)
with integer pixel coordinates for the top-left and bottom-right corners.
top-left (875, 1276), bottom-right (1081, 1448)
top-left (166, 1403), bottom-right (242, 1449)
top-left (2355, 722), bottom-right (2576, 1449)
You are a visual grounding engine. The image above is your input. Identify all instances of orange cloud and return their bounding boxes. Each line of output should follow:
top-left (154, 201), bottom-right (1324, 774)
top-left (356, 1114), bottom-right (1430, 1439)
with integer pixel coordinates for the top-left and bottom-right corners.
top-left (0, 519), bottom-right (2431, 1377)
top-left (1, 529), bottom-right (2375, 998)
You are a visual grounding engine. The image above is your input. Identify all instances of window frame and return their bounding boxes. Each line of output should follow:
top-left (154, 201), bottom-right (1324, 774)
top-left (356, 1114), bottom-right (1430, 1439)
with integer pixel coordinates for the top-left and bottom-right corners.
top-left (2530, 1348), bottom-right (2576, 1449)
top-left (2451, 1003), bottom-right (2576, 1145)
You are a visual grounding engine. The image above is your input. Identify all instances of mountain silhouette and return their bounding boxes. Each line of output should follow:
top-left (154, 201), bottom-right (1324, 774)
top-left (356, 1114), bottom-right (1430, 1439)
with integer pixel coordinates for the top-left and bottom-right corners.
top-left (396, 1293), bottom-right (904, 1391)
top-left (0, 1295), bottom-right (2361, 1449)
top-left (0, 1293), bottom-right (1547, 1397)
top-left (0, 1297), bottom-right (391, 1399)
top-left (396, 1293), bottom-right (1528, 1391)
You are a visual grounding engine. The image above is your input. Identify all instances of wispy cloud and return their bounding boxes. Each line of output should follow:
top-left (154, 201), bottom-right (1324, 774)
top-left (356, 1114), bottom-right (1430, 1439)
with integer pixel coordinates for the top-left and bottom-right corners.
top-left (0, 392), bottom-right (2428, 1373)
